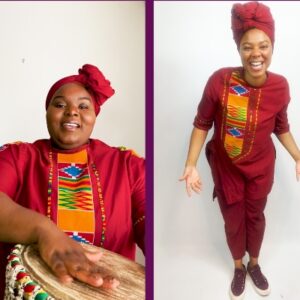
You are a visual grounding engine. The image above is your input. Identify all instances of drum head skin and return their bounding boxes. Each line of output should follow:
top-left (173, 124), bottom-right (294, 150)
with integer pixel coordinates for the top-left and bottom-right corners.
top-left (5, 244), bottom-right (145, 300)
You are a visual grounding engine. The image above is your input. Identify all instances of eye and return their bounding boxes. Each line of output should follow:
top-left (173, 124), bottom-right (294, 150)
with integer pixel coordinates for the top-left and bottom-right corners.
top-left (54, 102), bottom-right (66, 108)
top-left (79, 103), bottom-right (89, 110)
top-left (242, 46), bottom-right (252, 52)
top-left (260, 45), bottom-right (269, 50)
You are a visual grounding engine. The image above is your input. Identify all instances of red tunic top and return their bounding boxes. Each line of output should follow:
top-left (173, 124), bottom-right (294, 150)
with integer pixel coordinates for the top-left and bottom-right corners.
top-left (0, 139), bottom-right (145, 296)
top-left (194, 67), bottom-right (290, 204)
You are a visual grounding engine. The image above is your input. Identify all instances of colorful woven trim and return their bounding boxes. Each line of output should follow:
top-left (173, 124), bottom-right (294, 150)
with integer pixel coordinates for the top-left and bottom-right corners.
top-left (57, 150), bottom-right (95, 245)
top-left (91, 163), bottom-right (107, 246)
top-left (47, 148), bottom-right (107, 246)
top-left (0, 141), bottom-right (24, 152)
top-left (224, 72), bottom-right (249, 158)
top-left (222, 71), bottom-right (261, 161)
top-left (47, 151), bottom-right (53, 218)
top-left (118, 146), bottom-right (140, 157)
top-left (133, 215), bottom-right (145, 227)
top-left (5, 244), bottom-right (54, 300)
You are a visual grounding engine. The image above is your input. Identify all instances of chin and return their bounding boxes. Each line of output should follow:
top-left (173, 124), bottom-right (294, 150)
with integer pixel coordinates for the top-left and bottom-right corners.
top-left (53, 139), bottom-right (79, 150)
top-left (64, 142), bottom-right (84, 149)
top-left (247, 69), bottom-right (267, 80)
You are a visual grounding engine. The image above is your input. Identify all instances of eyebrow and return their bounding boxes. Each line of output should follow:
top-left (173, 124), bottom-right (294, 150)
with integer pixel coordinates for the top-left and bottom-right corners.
top-left (52, 95), bottom-right (92, 102)
top-left (241, 40), bottom-right (270, 46)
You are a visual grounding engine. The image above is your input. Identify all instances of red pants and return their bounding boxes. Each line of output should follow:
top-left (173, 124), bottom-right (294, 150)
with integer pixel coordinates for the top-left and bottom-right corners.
top-left (217, 196), bottom-right (267, 260)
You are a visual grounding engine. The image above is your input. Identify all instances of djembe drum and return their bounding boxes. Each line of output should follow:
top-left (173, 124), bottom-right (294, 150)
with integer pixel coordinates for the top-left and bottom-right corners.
top-left (5, 244), bottom-right (145, 300)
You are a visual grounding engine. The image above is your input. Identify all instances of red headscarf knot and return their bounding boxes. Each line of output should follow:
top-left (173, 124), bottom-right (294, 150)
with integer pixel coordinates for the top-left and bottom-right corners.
top-left (231, 1), bottom-right (275, 47)
top-left (45, 64), bottom-right (115, 116)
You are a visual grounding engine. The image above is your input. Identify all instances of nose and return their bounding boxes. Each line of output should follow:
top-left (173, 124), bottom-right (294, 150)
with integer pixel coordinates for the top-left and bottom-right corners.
top-left (251, 47), bottom-right (261, 58)
top-left (64, 105), bottom-right (79, 116)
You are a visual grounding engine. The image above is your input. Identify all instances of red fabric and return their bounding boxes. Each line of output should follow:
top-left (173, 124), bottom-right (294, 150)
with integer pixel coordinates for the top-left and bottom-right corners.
top-left (231, 1), bottom-right (275, 46)
top-left (45, 64), bottom-right (115, 116)
top-left (194, 67), bottom-right (290, 204)
top-left (218, 195), bottom-right (267, 259)
top-left (0, 139), bottom-right (144, 297)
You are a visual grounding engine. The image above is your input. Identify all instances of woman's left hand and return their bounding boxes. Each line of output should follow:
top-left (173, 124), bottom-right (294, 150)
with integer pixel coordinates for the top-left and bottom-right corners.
top-left (296, 160), bottom-right (300, 181)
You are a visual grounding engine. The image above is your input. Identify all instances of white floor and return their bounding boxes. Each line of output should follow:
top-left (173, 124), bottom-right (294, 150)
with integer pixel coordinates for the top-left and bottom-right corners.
top-left (154, 241), bottom-right (300, 300)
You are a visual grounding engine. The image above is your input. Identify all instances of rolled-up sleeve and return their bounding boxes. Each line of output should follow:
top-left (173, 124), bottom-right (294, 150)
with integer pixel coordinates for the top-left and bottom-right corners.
top-left (193, 71), bottom-right (220, 131)
top-left (274, 103), bottom-right (290, 135)
top-left (274, 78), bottom-right (291, 136)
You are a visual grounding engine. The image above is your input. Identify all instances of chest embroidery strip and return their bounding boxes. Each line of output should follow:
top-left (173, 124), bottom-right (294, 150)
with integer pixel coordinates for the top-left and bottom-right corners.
top-left (222, 71), bottom-right (261, 161)
top-left (57, 150), bottom-right (95, 244)
top-left (48, 149), bottom-right (107, 247)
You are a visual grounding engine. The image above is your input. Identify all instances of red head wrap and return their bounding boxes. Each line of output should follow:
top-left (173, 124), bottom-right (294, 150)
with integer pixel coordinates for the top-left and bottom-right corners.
top-left (45, 64), bottom-right (115, 116)
top-left (231, 1), bottom-right (275, 47)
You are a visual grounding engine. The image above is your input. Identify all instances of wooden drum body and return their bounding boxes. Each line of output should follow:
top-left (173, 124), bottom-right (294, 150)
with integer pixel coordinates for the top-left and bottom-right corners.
top-left (5, 244), bottom-right (145, 300)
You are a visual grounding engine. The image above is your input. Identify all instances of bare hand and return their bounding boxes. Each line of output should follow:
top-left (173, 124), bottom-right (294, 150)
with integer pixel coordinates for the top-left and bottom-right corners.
top-left (296, 160), bottom-right (300, 181)
top-left (179, 166), bottom-right (203, 197)
top-left (37, 228), bottom-right (119, 289)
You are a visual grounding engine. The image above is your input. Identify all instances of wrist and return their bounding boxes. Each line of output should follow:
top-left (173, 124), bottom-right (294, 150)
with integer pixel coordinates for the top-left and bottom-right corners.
top-left (185, 161), bottom-right (197, 168)
top-left (292, 153), bottom-right (300, 162)
top-left (35, 217), bottom-right (60, 246)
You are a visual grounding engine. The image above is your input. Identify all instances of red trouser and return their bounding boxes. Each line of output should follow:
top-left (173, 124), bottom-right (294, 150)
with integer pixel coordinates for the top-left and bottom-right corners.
top-left (217, 196), bottom-right (268, 260)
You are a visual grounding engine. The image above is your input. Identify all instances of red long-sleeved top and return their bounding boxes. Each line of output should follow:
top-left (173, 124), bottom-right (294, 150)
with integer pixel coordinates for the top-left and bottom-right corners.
top-left (194, 67), bottom-right (290, 204)
top-left (0, 139), bottom-right (145, 297)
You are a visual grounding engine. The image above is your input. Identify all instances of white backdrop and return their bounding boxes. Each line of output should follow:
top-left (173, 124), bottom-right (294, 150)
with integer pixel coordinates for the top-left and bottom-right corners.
top-left (0, 1), bottom-right (145, 264)
top-left (0, 1), bottom-right (145, 156)
top-left (155, 1), bottom-right (300, 299)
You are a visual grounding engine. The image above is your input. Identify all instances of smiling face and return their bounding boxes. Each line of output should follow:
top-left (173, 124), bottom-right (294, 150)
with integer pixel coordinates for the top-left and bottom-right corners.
top-left (46, 82), bottom-right (96, 150)
top-left (239, 28), bottom-right (273, 87)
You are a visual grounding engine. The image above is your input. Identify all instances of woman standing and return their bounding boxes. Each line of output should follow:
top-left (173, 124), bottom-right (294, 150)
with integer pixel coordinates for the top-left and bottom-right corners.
top-left (181, 2), bottom-right (300, 299)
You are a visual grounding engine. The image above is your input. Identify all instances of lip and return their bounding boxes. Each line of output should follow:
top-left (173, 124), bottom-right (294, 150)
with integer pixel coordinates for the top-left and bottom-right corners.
top-left (250, 61), bottom-right (263, 65)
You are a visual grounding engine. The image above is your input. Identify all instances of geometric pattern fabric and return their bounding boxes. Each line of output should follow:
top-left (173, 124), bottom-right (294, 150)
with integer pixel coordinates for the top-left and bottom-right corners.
top-left (57, 149), bottom-right (95, 244)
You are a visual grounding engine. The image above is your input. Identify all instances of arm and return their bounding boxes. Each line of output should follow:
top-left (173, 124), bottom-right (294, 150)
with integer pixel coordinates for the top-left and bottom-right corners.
top-left (0, 191), bottom-right (58, 244)
top-left (128, 154), bottom-right (145, 254)
top-left (180, 70), bottom-right (220, 196)
top-left (179, 127), bottom-right (208, 196)
top-left (276, 131), bottom-right (300, 180)
top-left (0, 191), bottom-right (119, 288)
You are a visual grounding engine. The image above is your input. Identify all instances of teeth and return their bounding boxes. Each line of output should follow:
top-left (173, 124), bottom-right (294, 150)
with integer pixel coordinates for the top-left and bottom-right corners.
top-left (63, 123), bottom-right (79, 128)
top-left (251, 62), bottom-right (262, 66)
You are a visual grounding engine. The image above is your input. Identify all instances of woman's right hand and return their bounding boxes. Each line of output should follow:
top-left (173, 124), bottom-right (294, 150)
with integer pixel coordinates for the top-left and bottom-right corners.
top-left (179, 166), bottom-right (203, 197)
top-left (36, 225), bottom-right (119, 289)
top-left (0, 192), bottom-right (119, 289)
